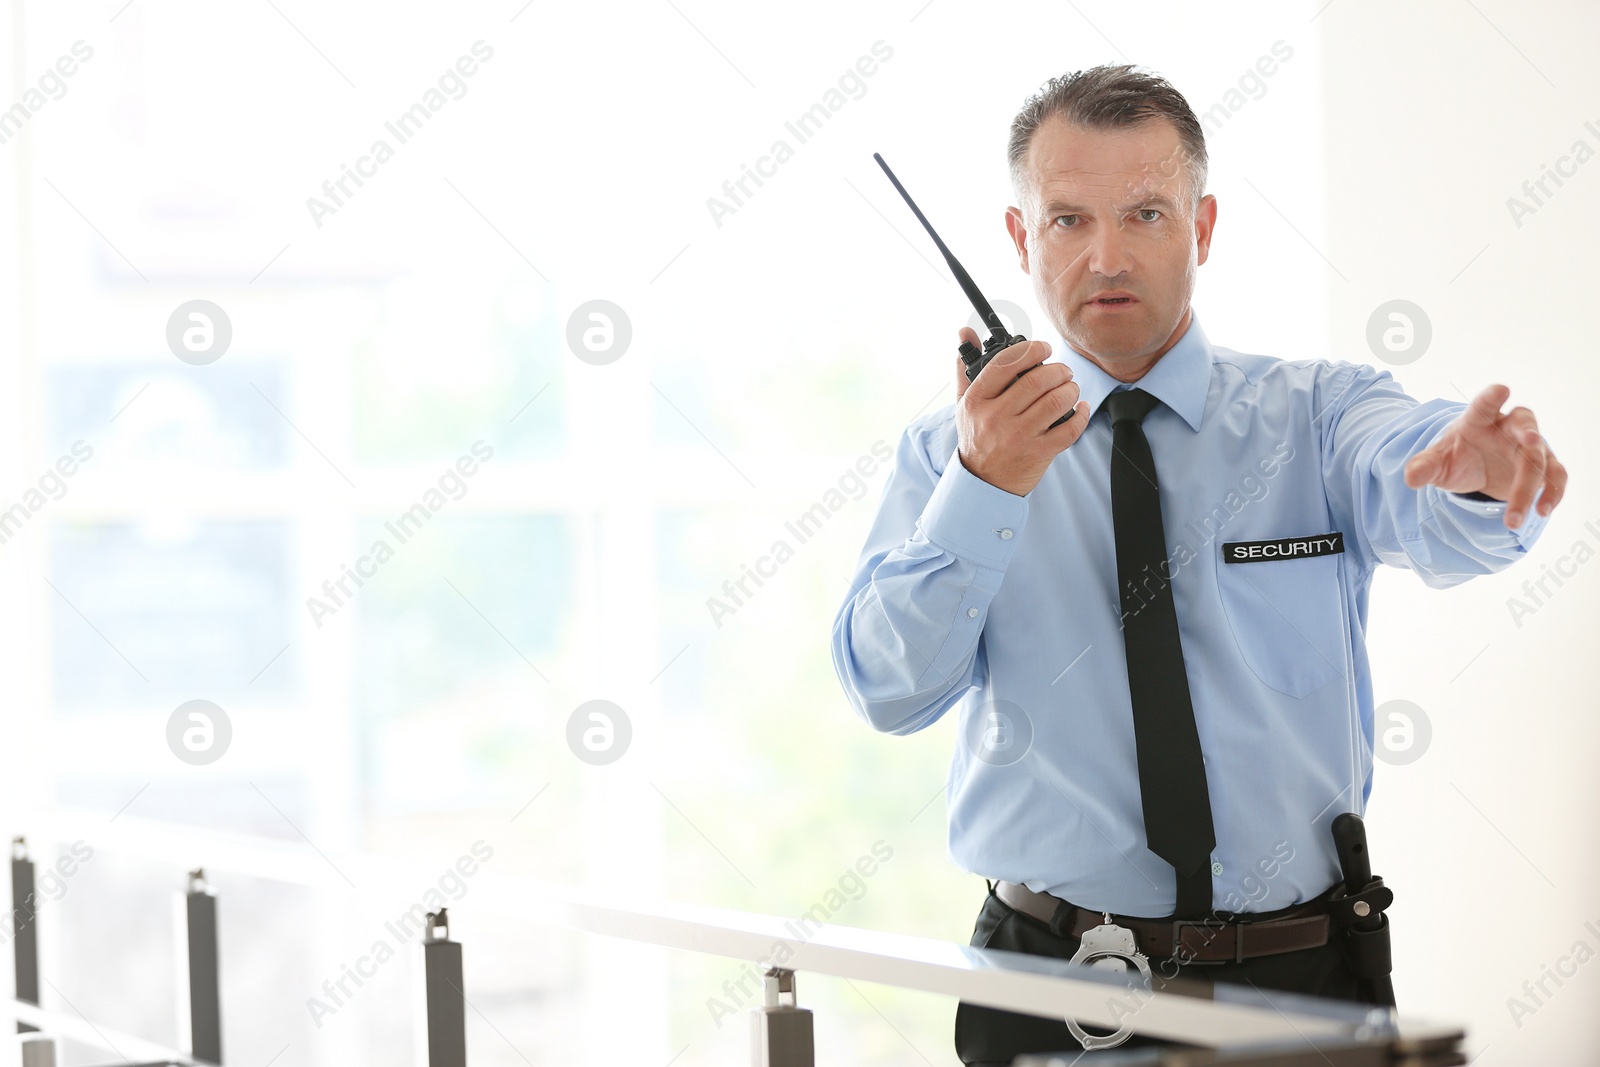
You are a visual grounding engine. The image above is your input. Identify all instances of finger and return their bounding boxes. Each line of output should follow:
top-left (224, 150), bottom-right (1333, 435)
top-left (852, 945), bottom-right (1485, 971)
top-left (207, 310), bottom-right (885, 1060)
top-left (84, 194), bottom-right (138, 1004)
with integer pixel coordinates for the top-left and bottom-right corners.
top-left (955, 327), bottom-right (981, 400)
top-left (1497, 412), bottom-right (1561, 518)
top-left (990, 336), bottom-right (1050, 371)
top-left (1020, 378), bottom-right (1082, 435)
top-left (1462, 383), bottom-right (1511, 433)
top-left (992, 341), bottom-right (1060, 412)
top-left (1539, 452), bottom-right (1568, 515)
top-left (1505, 407), bottom-right (1538, 442)
top-left (1404, 446), bottom-right (1445, 489)
top-left (997, 360), bottom-right (1072, 417)
top-left (1041, 399), bottom-right (1093, 446)
top-left (1504, 429), bottom-right (1545, 528)
top-left (969, 338), bottom-right (1052, 401)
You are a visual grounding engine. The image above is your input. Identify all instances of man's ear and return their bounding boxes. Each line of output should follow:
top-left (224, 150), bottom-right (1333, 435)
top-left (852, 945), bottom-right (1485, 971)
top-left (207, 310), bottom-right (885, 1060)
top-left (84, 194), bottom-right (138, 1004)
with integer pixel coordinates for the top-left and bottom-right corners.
top-left (1194, 193), bottom-right (1218, 267)
top-left (1005, 206), bottom-right (1030, 274)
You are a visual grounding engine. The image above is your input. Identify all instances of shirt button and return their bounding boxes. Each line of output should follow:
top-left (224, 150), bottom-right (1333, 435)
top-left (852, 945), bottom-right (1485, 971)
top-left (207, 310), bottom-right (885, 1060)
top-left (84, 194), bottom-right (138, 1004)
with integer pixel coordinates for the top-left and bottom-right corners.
top-left (1211, 861), bottom-right (1224, 876)
top-left (966, 608), bottom-right (979, 619)
top-left (998, 528), bottom-right (1013, 540)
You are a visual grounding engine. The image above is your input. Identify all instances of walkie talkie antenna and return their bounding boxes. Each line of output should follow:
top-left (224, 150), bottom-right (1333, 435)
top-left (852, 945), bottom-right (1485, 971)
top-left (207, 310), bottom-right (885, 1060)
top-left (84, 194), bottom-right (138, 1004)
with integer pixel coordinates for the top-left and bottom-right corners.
top-left (873, 153), bottom-right (1070, 430)
top-left (873, 152), bottom-right (1007, 341)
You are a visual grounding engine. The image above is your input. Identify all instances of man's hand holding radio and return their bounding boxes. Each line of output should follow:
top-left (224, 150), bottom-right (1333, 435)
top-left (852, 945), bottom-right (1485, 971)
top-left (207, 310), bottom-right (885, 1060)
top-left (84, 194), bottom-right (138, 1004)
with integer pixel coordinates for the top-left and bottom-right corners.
top-left (954, 326), bottom-right (1092, 497)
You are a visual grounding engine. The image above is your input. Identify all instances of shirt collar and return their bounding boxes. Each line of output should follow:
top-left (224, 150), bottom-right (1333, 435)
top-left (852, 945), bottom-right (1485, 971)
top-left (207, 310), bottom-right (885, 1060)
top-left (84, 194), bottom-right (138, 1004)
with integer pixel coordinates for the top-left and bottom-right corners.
top-left (1049, 308), bottom-right (1212, 433)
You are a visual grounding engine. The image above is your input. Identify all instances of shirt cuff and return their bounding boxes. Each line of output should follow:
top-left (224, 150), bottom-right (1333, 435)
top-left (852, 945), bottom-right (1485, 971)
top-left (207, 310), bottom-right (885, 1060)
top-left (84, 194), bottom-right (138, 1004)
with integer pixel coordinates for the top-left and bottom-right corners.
top-left (1432, 482), bottom-right (1549, 546)
top-left (918, 449), bottom-right (1031, 568)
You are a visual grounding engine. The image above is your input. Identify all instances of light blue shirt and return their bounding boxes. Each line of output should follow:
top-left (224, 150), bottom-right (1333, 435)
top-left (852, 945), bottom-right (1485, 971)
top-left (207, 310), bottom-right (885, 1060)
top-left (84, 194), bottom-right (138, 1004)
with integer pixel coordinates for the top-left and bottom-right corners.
top-left (831, 310), bottom-right (1549, 916)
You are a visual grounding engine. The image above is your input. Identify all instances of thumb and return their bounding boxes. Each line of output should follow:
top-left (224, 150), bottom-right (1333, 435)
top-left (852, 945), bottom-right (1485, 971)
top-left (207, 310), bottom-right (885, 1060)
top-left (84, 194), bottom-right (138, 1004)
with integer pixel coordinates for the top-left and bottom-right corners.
top-left (955, 326), bottom-right (980, 400)
top-left (1404, 445), bottom-right (1445, 489)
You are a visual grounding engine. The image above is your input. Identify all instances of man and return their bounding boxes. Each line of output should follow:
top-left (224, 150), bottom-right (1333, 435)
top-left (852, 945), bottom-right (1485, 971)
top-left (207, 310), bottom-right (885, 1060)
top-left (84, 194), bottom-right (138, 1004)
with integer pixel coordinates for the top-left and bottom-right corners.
top-left (830, 64), bottom-right (1566, 1064)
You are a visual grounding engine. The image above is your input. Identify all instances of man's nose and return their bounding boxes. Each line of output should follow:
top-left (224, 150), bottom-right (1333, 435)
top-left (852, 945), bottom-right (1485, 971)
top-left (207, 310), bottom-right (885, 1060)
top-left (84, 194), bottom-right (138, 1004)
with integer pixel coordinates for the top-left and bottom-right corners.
top-left (1086, 219), bottom-right (1135, 278)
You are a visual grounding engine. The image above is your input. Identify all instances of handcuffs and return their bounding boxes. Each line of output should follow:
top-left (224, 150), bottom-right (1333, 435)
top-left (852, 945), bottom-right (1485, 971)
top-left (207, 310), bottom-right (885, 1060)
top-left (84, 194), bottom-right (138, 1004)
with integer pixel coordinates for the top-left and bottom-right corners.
top-left (1063, 814), bottom-right (1396, 1051)
top-left (1064, 913), bottom-right (1153, 1051)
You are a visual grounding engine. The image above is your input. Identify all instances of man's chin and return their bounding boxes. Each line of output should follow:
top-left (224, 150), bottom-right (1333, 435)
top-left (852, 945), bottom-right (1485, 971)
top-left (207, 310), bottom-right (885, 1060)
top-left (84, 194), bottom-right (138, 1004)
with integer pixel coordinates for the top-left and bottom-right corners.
top-left (1065, 325), bottom-right (1152, 362)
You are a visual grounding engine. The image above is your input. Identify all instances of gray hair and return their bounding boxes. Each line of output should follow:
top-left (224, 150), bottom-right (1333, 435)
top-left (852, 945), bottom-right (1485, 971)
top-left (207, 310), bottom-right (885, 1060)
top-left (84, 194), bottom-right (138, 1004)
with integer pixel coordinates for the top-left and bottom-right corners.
top-left (1007, 63), bottom-right (1208, 213)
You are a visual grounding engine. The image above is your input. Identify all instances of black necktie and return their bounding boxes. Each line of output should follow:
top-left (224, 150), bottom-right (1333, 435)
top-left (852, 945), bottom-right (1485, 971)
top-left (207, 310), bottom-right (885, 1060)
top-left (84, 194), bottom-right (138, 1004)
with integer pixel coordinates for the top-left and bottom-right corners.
top-left (1104, 387), bottom-right (1216, 919)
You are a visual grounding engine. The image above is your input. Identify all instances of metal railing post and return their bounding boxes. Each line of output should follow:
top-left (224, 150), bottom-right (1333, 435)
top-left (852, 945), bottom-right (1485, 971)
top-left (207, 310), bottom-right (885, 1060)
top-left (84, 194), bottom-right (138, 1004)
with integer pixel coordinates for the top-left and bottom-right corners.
top-left (18, 1033), bottom-right (56, 1066)
top-left (422, 909), bottom-right (466, 1067)
top-left (185, 869), bottom-right (223, 1064)
top-left (750, 968), bottom-right (813, 1067)
top-left (11, 838), bottom-right (38, 1035)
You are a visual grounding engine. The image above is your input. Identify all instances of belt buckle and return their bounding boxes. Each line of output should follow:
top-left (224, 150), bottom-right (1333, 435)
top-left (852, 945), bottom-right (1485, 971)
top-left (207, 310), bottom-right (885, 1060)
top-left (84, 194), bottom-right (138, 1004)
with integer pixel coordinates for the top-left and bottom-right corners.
top-left (1169, 918), bottom-right (1243, 965)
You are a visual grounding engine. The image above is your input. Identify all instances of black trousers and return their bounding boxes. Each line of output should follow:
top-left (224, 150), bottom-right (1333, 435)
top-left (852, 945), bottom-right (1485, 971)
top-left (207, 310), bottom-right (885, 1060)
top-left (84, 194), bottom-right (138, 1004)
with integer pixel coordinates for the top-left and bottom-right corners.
top-left (955, 881), bottom-right (1382, 1066)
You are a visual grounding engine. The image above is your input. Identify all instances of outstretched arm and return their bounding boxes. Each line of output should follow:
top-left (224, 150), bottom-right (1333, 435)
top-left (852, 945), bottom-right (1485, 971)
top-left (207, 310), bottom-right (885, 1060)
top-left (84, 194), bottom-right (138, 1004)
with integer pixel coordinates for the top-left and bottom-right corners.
top-left (1402, 383), bottom-right (1567, 530)
top-left (1321, 364), bottom-right (1557, 587)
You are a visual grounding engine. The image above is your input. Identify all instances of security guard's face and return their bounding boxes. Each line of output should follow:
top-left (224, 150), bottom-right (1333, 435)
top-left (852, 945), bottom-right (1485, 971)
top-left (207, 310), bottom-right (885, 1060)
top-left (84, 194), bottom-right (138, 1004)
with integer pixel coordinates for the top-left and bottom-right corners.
top-left (1006, 116), bottom-right (1217, 379)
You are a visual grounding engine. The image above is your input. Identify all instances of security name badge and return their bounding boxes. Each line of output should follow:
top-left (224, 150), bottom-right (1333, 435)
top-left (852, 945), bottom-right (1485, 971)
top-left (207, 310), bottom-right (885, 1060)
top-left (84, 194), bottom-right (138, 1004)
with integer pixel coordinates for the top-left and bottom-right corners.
top-left (1065, 914), bottom-right (1152, 1051)
top-left (1220, 531), bottom-right (1345, 563)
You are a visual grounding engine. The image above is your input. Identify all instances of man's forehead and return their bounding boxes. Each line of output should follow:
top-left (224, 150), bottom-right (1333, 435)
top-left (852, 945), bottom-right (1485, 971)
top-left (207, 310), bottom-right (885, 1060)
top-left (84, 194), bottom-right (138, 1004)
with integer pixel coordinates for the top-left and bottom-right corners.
top-left (1023, 119), bottom-right (1187, 201)
top-left (1037, 169), bottom-right (1179, 201)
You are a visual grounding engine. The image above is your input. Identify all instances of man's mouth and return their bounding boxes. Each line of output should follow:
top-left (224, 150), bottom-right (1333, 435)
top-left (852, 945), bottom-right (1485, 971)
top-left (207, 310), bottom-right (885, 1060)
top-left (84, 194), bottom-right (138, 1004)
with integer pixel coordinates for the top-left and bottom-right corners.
top-left (1088, 292), bottom-right (1137, 309)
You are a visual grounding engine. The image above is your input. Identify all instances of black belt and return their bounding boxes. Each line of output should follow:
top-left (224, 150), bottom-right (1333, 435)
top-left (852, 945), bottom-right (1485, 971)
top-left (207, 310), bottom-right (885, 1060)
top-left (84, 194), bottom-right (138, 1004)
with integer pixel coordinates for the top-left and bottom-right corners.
top-left (993, 880), bottom-right (1334, 964)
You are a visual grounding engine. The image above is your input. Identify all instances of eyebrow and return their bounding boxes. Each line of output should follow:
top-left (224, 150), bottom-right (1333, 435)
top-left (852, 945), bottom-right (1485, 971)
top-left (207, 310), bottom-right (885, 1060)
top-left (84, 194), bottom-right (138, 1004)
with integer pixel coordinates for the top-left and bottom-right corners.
top-left (1042, 194), bottom-right (1178, 215)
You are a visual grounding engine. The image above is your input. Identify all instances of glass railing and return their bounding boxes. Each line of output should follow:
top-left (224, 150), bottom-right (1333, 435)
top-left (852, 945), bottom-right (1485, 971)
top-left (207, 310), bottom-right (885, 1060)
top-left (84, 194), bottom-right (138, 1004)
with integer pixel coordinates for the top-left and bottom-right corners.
top-left (6, 815), bottom-right (1466, 1067)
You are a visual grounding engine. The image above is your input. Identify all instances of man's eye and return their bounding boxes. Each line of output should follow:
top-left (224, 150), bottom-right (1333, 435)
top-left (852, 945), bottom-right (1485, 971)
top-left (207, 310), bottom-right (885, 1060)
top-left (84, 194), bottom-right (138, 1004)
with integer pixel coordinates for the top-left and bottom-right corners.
top-left (1137, 208), bottom-right (1161, 222)
top-left (1053, 215), bottom-right (1079, 228)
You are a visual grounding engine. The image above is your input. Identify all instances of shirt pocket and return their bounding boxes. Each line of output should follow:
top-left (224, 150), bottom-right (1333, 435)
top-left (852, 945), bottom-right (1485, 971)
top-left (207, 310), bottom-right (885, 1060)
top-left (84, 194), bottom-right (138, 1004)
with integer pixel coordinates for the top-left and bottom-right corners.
top-left (1213, 551), bottom-right (1347, 698)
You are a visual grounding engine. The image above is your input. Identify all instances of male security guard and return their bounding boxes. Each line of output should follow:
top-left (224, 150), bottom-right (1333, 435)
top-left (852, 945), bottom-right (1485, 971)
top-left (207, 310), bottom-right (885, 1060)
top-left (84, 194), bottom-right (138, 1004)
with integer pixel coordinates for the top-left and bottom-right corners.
top-left (830, 64), bottom-right (1567, 1065)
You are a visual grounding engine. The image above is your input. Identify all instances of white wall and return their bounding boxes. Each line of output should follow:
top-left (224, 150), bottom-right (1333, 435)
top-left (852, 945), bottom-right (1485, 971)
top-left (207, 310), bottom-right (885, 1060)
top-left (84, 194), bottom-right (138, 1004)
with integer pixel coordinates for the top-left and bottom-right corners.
top-left (1319, 3), bottom-right (1600, 1064)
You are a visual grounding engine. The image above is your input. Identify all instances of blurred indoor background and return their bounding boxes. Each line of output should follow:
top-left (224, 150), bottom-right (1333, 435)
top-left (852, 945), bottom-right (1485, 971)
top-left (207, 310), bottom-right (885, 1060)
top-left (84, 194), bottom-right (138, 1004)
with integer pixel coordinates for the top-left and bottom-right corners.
top-left (1, 0), bottom-right (1596, 1063)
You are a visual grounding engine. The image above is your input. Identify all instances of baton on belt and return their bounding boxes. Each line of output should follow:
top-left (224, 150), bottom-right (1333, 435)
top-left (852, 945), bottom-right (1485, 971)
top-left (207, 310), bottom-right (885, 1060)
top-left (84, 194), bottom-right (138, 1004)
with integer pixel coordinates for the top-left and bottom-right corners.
top-left (1329, 813), bottom-right (1396, 1008)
